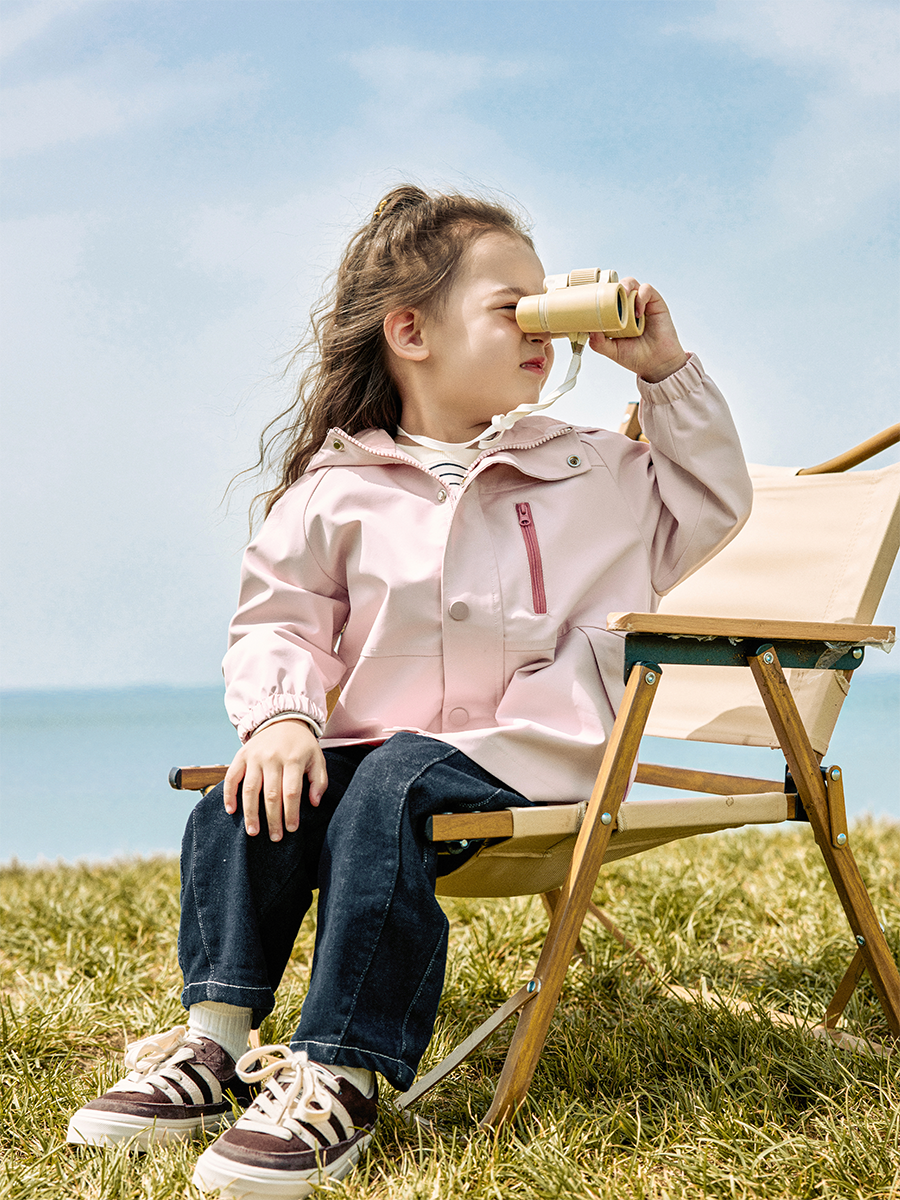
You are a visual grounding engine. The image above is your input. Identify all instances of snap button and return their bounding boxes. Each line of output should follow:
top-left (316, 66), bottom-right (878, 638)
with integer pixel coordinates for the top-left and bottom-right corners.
top-left (448, 707), bottom-right (469, 726)
top-left (448, 601), bottom-right (469, 621)
top-left (332, 439), bottom-right (344, 451)
top-left (567, 454), bottom-right (581, 468)
top-left (436, 490), bottom-right (448, 503)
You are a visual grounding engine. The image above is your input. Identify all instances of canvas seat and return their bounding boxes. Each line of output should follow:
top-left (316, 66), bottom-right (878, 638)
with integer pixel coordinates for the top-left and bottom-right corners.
top-left (170, 422), bottom-right (899, 1129)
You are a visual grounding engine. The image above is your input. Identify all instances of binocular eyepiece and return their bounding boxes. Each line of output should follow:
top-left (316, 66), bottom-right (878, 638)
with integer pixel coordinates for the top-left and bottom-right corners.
top-left (516, 269), bottom-right (645, 339)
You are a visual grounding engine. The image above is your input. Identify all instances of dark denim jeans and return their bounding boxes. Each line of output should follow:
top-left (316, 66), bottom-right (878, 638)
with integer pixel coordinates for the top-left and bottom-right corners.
top-left (178, 731), bottom-right (530, 1090)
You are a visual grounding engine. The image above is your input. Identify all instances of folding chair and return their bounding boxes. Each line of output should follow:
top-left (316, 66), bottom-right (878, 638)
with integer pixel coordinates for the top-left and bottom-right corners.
top-left (170, 422), bottom-right (900, 1129)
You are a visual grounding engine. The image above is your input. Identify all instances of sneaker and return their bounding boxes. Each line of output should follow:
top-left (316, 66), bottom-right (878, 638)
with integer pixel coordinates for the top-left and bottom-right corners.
top-left (192, 1046), bottom-right (378, 1199)
top-left (66, 1024), bottom-right (254, 1148)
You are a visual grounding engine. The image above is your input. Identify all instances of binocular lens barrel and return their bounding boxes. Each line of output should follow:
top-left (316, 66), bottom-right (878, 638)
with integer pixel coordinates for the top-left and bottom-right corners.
top-left (516, 280), bottom-right (645, 339)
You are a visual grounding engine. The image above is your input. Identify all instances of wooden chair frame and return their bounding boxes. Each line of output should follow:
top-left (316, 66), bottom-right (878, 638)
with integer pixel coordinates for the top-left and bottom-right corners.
top-left (407, 619), bottom-right (898, 1127)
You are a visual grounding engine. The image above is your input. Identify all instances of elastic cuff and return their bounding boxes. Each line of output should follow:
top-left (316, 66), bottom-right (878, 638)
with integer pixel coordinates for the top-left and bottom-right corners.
top-left (636, 351), bottom-right (702, 403)
top-left (237, 693), bottom-right (327, 742)
top-left (252, 712), bottom-right (324, 739)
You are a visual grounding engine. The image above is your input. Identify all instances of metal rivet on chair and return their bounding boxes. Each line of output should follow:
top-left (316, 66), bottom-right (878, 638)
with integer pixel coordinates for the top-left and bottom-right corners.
top-left (856, 935), bottom-right (866, 947)
top-left (830, 767), bottom-right (841, 780)
top-left (645, 671), bottom-right (657, 685)
top-left (763, 652), bottom-right (774, 664)
top-left (836, 833), bottom-right (847, 845)
top-left (601, 812), bottom-right (612, 825)
top-left (852, 648), bottom-right (863, 658)
top-left (567, 455), bottom-right (581, 467)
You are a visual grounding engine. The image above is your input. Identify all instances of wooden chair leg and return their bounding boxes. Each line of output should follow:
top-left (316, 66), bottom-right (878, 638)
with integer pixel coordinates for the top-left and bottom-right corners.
top-left (542, 888), bottom-right (654, 970)
top-left (824, 949), bottom-right (867, 1030)
top-left (749, 647), bottom-right (900, 1035)
top-left (482, 663), bottom-right (662, 1127)
top-left (541, 890), bottom-right (588, 960)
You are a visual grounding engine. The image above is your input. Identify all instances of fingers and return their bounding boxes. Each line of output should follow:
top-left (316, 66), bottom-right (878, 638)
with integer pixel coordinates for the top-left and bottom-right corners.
top-left (306, 750), bottom-right (329, 809)
top-left (281, 762), bottom-right (305, 833)
top-left (261, 765), bottom-right (287, 841)
top-left (223, 757), bottom-right (244, 816)
top-left (241, 757), bottom-right (265, 837)
top-left (588, 278), bottom-right (685, 382)
top-left (223, 721), bottom-right (329, 840)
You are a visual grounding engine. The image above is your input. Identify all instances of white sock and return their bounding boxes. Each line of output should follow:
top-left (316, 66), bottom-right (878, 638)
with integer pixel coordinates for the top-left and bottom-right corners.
top-left (188, 1001), bottom-right (253, 1065)
top-left (333, 1063), bottom-right (375, 1097)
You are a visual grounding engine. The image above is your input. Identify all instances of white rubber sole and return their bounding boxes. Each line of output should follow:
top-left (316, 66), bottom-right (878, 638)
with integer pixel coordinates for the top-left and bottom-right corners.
top-left (191, 1132), bottom-right (372, 1199)
top-left (66, 1107), bottom-right (230, 1149)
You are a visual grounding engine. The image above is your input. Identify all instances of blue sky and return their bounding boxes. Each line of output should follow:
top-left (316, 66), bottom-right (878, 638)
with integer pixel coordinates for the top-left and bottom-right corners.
top-left (1, 0), bottom-right (898, 690)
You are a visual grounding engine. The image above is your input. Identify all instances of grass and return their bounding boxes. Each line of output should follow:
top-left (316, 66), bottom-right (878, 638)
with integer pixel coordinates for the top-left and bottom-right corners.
top-left (1, 821), bottom-right (898, 1199)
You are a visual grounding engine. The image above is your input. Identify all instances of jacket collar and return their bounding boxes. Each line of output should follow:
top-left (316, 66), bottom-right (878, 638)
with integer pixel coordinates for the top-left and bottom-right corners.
top-left (307, 417), bottom-right (592, 482)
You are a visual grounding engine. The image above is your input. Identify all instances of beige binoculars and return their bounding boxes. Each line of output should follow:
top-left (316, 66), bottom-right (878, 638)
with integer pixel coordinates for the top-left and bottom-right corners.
top-left (516, 269), bottom-right (645, 339)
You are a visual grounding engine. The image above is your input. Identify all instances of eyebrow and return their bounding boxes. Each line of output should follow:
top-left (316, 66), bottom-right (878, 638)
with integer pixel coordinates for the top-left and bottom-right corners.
top-left (487, 285), bottom-right (532, 300)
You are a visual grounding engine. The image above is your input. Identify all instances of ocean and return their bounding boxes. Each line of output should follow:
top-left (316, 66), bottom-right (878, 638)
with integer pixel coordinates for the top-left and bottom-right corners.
top-left (1, 675), bottom-right (897, 866)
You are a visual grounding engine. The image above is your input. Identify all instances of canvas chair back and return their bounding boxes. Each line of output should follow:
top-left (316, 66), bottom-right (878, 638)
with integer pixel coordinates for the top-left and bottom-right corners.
top-left (435, 460), bottom-right (900, 899)
top-left (648, 462), bottom-right (899, 751)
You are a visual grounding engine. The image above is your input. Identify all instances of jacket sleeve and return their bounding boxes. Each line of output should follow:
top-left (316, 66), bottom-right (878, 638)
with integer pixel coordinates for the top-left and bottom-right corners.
top-left (617, 353), bottom-right (752, 596)
top-left (222, 473), bottom-right (350, 742)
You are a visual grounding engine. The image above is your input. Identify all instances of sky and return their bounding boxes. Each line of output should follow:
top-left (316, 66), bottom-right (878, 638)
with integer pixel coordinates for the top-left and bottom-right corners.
top-left (1, 0), bottom-right (898, 692)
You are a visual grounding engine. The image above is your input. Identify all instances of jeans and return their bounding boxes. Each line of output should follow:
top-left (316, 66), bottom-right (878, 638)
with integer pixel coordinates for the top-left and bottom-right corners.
top-left (178, 731), bottom-right (531, 1090)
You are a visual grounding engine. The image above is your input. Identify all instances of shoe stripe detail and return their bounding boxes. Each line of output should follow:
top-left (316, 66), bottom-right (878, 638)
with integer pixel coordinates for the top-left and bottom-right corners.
top-left (178, 1062), bottom-right (218, 1105)
top-left (327, 1097), bottom-right (355, 1135)
top-left (156, 1077), bottom-right (197, 1105)
top-left (327, 1112), bottom-right (350, 1143)
top-left (296, 1119), bottom-right (333, 1148)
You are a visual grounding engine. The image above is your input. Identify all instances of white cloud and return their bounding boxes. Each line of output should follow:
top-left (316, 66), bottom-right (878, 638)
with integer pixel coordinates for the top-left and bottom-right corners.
top-left (695, 0), bottom-right (898, 97)
top-left (0, 0), bottom-right (99, 60)
top-left (348, 44), bottom-right (527, 107)
top-left (679, 0), bottom-right (898, 243)
top-left (1, 44), bottom-right (263, 156)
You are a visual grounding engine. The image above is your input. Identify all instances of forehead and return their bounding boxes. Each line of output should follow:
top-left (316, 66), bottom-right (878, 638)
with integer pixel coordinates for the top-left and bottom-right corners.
top-left (456, 231), bottom-right (545, 296)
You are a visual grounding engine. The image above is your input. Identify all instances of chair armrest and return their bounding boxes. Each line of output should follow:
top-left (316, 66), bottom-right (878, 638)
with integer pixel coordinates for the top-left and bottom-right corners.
top-left (169, 765), bottom-right (229, 790)
top-left (607, 612), bottom-right (895, 645)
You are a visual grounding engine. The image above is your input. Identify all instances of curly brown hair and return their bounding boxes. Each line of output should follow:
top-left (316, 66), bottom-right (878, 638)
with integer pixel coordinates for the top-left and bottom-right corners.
top-left (250, 184), bottom-right (533, 520)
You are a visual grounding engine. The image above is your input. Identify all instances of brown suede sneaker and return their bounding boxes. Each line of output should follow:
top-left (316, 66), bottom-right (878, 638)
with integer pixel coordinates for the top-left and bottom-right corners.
top-left (192, 1046), bottom-right (377, 1199)
top-left (66, 1025), bottom-right (254, 1148)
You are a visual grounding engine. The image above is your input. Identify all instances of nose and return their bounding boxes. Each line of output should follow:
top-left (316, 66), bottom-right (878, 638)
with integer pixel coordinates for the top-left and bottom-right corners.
top-left (526, 327), bottom-right (551, 346)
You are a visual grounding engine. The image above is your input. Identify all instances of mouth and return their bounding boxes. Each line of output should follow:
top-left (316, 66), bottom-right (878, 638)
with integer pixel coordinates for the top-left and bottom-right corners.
top-left (520, 358), bottom-right (546, 375)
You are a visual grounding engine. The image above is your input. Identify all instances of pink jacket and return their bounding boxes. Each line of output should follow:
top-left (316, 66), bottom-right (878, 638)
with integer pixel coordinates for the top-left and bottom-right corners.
top-left (224, 355), bottom-right (751, 802)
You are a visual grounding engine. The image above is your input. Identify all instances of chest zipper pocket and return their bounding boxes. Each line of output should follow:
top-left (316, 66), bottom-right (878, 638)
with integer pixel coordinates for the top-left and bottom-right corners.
top-left (516, 502), bottom-right (548, 614)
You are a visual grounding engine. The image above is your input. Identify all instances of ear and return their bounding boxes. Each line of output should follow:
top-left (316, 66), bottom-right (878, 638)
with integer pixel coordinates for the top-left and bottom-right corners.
top-left (383, 308), bottom-right (429, 362)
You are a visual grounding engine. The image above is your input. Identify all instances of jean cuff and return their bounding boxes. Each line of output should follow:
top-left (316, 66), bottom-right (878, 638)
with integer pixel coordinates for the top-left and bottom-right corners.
top-left (181, 980), bottom-right (275, 1030)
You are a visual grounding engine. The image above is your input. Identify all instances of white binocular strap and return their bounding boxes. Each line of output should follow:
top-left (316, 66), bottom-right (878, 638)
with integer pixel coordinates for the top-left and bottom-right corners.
top-left (396, 333), bottom-right (590, 456)
top-left (475, 332), bottom-right (589, 449)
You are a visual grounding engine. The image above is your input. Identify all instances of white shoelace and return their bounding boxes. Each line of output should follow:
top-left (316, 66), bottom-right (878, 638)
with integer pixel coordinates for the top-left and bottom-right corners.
top-left (233, 1046), bottom-right (351, 1146)
top-left (110, 1025), bottom-right (216, 1101)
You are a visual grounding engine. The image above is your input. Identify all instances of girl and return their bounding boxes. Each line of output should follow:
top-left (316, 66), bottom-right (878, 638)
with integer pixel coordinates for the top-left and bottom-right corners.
top-left (67, 186), bottom-right (751, 1198)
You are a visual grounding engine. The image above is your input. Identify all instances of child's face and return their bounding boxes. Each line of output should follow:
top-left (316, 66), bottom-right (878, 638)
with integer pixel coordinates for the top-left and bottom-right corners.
top-left (419, 231), bottom-right (554, 435)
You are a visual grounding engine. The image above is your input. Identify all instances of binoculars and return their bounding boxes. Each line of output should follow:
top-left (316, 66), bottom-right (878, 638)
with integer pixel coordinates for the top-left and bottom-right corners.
top-left (516, 269), bottom-right (645, 339)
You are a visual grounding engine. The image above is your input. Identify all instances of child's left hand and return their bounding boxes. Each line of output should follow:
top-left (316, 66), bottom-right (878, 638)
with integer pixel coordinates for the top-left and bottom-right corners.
top-left (589, 279), bottom-right (688, 384)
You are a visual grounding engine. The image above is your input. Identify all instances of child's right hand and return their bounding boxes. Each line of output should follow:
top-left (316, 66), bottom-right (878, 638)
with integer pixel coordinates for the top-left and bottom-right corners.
top-left (223, 720), bottom-right (329, 841)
